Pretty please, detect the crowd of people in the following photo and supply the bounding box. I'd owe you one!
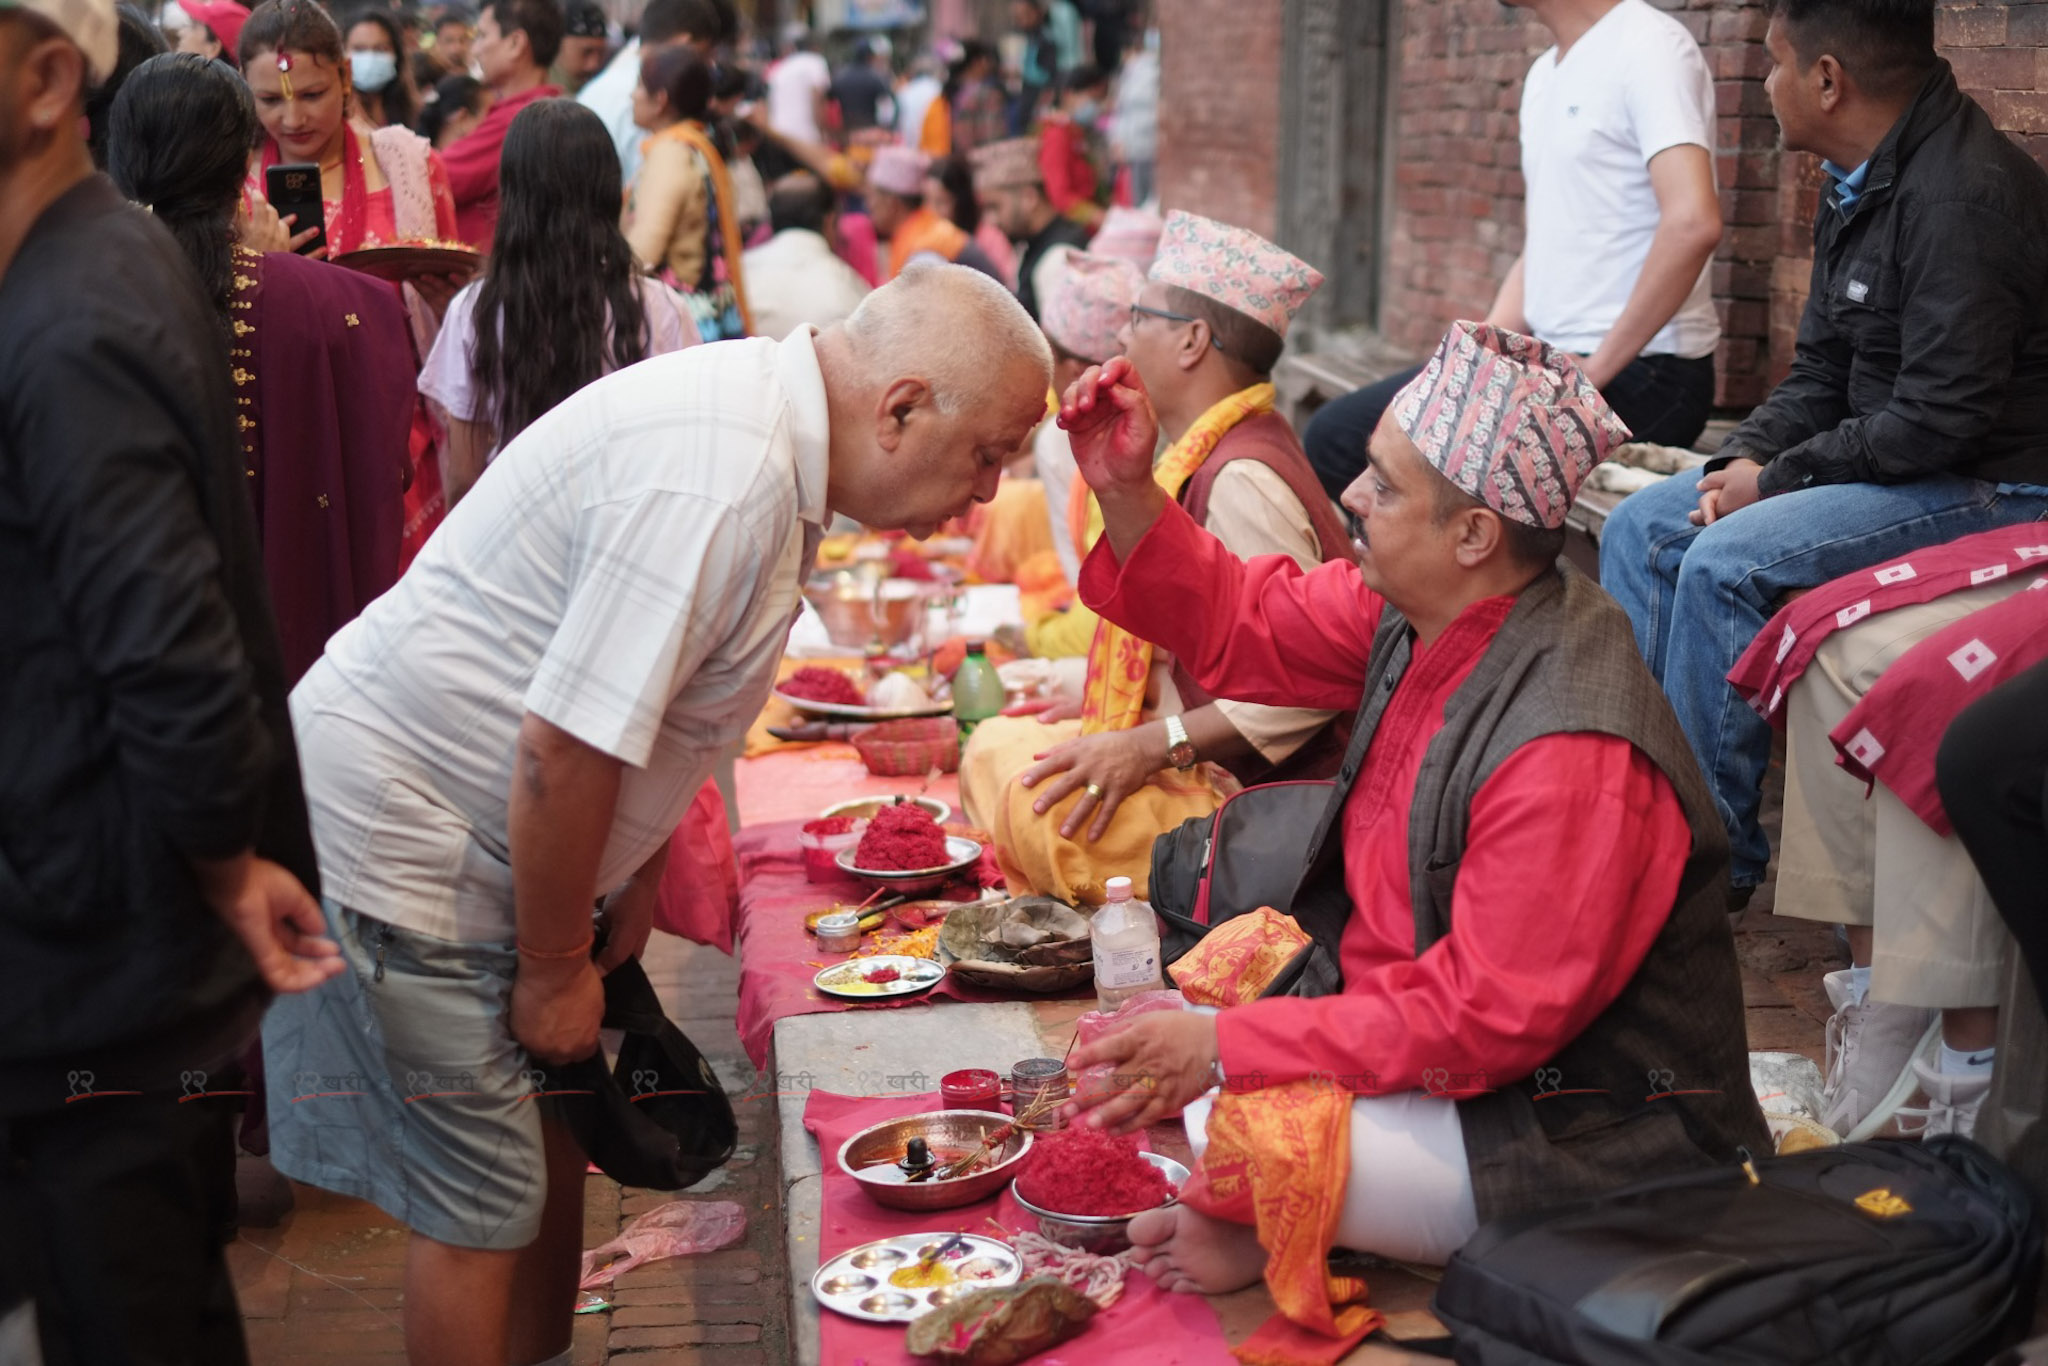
[4,0,2048,1360]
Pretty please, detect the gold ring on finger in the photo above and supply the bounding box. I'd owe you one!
[1084,783,1106,800]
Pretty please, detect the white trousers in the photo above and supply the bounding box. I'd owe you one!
[1183,1087,1480,1265]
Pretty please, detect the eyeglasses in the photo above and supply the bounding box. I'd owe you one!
[1127,303,1230,354]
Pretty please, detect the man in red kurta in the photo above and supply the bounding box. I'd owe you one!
[1061,323,1765,1317]
[443,0,563,248]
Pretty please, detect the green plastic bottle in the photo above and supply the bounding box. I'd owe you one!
[951,640,1004,737]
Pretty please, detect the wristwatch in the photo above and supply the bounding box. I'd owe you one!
[1165,714,1198,771]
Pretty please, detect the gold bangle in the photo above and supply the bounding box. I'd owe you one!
[516,935,593,961]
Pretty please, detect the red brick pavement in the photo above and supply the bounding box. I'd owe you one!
[230,936,789,1365]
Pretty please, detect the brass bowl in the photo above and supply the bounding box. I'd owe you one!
[1009,1152,1189,1254]
[803,574,931,650]
[837,1109,1033,1213]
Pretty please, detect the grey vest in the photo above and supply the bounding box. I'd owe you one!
[1287,563,1770,1222]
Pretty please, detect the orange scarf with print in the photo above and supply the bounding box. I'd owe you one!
[651,120,754,335]
[1078,383,1275,735]
[1171,908,1382,1364]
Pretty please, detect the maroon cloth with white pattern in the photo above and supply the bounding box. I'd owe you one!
[1729,523,2048,832]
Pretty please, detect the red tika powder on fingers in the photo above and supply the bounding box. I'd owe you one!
[854,802,950,871]
[783,667,866,706]
[1014,1126,1174,1216]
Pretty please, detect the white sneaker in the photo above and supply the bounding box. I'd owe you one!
[1894,1058,1994,1141]
[1821,971,1938,1142]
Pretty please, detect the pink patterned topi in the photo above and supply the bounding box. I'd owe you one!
[1088,206,1163,268]
[867,146,929,197]
[1041,252,1145,364]
[1148,210,1323,340]
[1389,321,1632,530]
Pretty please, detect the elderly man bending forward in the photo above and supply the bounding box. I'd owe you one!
[265,265,1052,1366]
[1057,325,1766,1338]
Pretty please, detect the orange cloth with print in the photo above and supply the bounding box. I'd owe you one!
[1079,383,1274,734]
[886,203,970,280]
[1170,908,1381,1363]
[647,121,755,335]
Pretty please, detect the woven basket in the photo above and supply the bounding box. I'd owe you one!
[854,717,961,777]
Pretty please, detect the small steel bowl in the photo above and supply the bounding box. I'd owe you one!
[837,1109,1033,1213]
[821,795,953,825]
[835,836,982,895]
[1009,1152,1189,1254]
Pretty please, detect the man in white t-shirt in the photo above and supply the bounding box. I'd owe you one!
[1302,0,1723,499]
[263,265,1051,1366]
[766,21,831,145]
[576,0,719,186]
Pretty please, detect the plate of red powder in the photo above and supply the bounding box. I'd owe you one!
[774,667,952,721]
[835,804,981,893]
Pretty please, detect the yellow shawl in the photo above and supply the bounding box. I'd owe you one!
[1077,383,1275,734]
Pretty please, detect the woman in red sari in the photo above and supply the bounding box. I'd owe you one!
[239,0,468,563]
[238,0,458,254]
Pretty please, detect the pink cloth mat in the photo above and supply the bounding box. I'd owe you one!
[802,1088,1235,1366]
[735,749,963,827]
[731,820,1085,1067]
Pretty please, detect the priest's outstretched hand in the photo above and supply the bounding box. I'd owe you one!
[1059,357,1168,559]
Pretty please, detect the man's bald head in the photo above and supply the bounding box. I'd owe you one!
[844,262,1052,412]
[820,263,1052,537]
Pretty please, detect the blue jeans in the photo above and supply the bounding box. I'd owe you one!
[1600,472,2048,886]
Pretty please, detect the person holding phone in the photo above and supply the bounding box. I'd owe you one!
[239,0,459,257]
[109,52,418,686]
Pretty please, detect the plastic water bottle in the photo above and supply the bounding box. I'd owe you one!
[1092,876,1164,1012]
[951,639,1004,736]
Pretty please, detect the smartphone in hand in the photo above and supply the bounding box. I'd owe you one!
[264,162,327,255]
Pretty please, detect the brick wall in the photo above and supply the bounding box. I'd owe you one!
[1379,0,1784,407]
[1768,2,2048,385]
[1154,0,2048,411]
[1153,0,1285,240]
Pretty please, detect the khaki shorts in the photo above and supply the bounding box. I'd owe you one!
[1776,584,2016,1008]
[263,902,546,1250]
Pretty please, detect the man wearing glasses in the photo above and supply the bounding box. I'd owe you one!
[991,212,1355,903]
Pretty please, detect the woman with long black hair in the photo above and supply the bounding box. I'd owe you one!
[108,50,417,685]
[419,98,697,505]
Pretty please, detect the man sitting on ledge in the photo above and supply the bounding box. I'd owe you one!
[1058,324,1767,1318]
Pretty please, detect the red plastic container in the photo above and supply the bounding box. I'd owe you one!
[940,1068,1002,1113]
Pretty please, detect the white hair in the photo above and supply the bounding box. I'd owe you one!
[843,263,1053,413]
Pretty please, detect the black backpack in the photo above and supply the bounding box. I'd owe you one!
[1431,1137,2041,1365]
[1146,778,1344,998]
[534,955,738,1191]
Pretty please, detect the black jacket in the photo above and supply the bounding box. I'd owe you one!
[1724,63,2048,493]
[0,178,318,1112]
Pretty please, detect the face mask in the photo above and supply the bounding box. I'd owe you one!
[351,48,398,92]
[1072,98,1099,124]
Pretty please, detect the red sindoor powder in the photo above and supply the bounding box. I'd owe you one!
[1014,1126,1174,1217]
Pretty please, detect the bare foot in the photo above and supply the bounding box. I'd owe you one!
[1124,1203,1266,1295]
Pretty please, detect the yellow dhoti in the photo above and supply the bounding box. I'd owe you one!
[958,714,1224,906]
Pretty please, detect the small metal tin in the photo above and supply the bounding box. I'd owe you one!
[1009,1057,1070,1130]
[815,911,862,953]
